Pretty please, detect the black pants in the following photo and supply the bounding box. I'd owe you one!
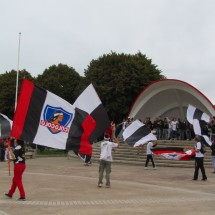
[145,154,155,168]
[0,149,5,161]
[193,157,207,180]
[85,155,92,164]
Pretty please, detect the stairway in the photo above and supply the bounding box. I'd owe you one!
[92,140,213,168]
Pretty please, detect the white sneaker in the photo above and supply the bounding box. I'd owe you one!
[98,183,102,188]
[144,167,149,170]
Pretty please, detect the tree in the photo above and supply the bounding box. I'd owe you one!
[0,70,34,119]
[35,64,83,104]
[84,52,165,122]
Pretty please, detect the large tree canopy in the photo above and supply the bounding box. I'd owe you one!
[36,64,84,104]
[0,70,34,119]
[0,52,165,123]
[85,52,164,122]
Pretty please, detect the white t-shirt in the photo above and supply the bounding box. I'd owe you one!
[195,142,204,158]
[171,121,178,131]
[100,141,118,161]
[146,142,154,155]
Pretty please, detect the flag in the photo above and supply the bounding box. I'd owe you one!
[0,113,13,139]
[66,108,95,155]
[122,120,157,147]
[11,79,75,149]
[73,84,110,144]
[66,84,110,155]
[193,119,212,147]
[187,104,210,124]
[11,80,109,156]
[152,147,195,160]
[187,105,212,147]
[186,104,212,147]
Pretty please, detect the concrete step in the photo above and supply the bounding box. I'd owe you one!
[92,140,213,168]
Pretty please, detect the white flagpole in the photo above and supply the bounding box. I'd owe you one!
[15,32,21,111]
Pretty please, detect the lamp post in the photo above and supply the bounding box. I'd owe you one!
[15,32,21,111]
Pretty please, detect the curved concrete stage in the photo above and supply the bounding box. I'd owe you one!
[128,79,215,121]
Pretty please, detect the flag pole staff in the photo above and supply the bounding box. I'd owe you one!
[7,139,11,176]
[15,32,21,111]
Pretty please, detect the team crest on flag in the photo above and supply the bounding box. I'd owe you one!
[40,105,73,134]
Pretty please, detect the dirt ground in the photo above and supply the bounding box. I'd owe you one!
[0,156,215,215]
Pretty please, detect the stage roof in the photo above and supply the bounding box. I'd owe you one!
[128,79,215,121]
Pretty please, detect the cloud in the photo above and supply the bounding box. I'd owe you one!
[0,0,214,104]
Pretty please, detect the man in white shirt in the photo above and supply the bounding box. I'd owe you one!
[98,134,119,188]
[193,135,207,181]
[145,141,157,169]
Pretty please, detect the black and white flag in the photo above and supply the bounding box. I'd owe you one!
[187,104,212,147]
[122,120,157,147]
[193,119,212,147]
[187,104,210,124]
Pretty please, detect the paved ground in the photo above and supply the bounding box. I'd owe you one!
[0,156,215,215]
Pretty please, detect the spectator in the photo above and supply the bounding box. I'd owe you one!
[144,117,153,130]
[163,117,169,140]
[153,117,164,140]
[209,116,215,142]
[210,141,215,173]
[105,121,117,141]
[115,118,126,139]
[4,138,10,161]
[170,118,178,140]
[0,140,5,161]
[185,119,192,140]
[178,118,186,140]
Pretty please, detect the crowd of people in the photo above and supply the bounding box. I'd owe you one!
[116,115,215,142]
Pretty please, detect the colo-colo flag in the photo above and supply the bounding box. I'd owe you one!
[11,79,105,154]
[11,79,75,149]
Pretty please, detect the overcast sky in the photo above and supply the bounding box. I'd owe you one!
[1,0,214,104]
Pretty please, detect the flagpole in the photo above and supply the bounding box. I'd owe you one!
[15,32,21,111]
[7,139,11,176]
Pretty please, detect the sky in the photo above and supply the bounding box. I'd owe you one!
[1,0,215,104]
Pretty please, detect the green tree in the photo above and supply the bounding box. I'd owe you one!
[35,64,83,104]
[84,52,165,122]
[0,70,34,119]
